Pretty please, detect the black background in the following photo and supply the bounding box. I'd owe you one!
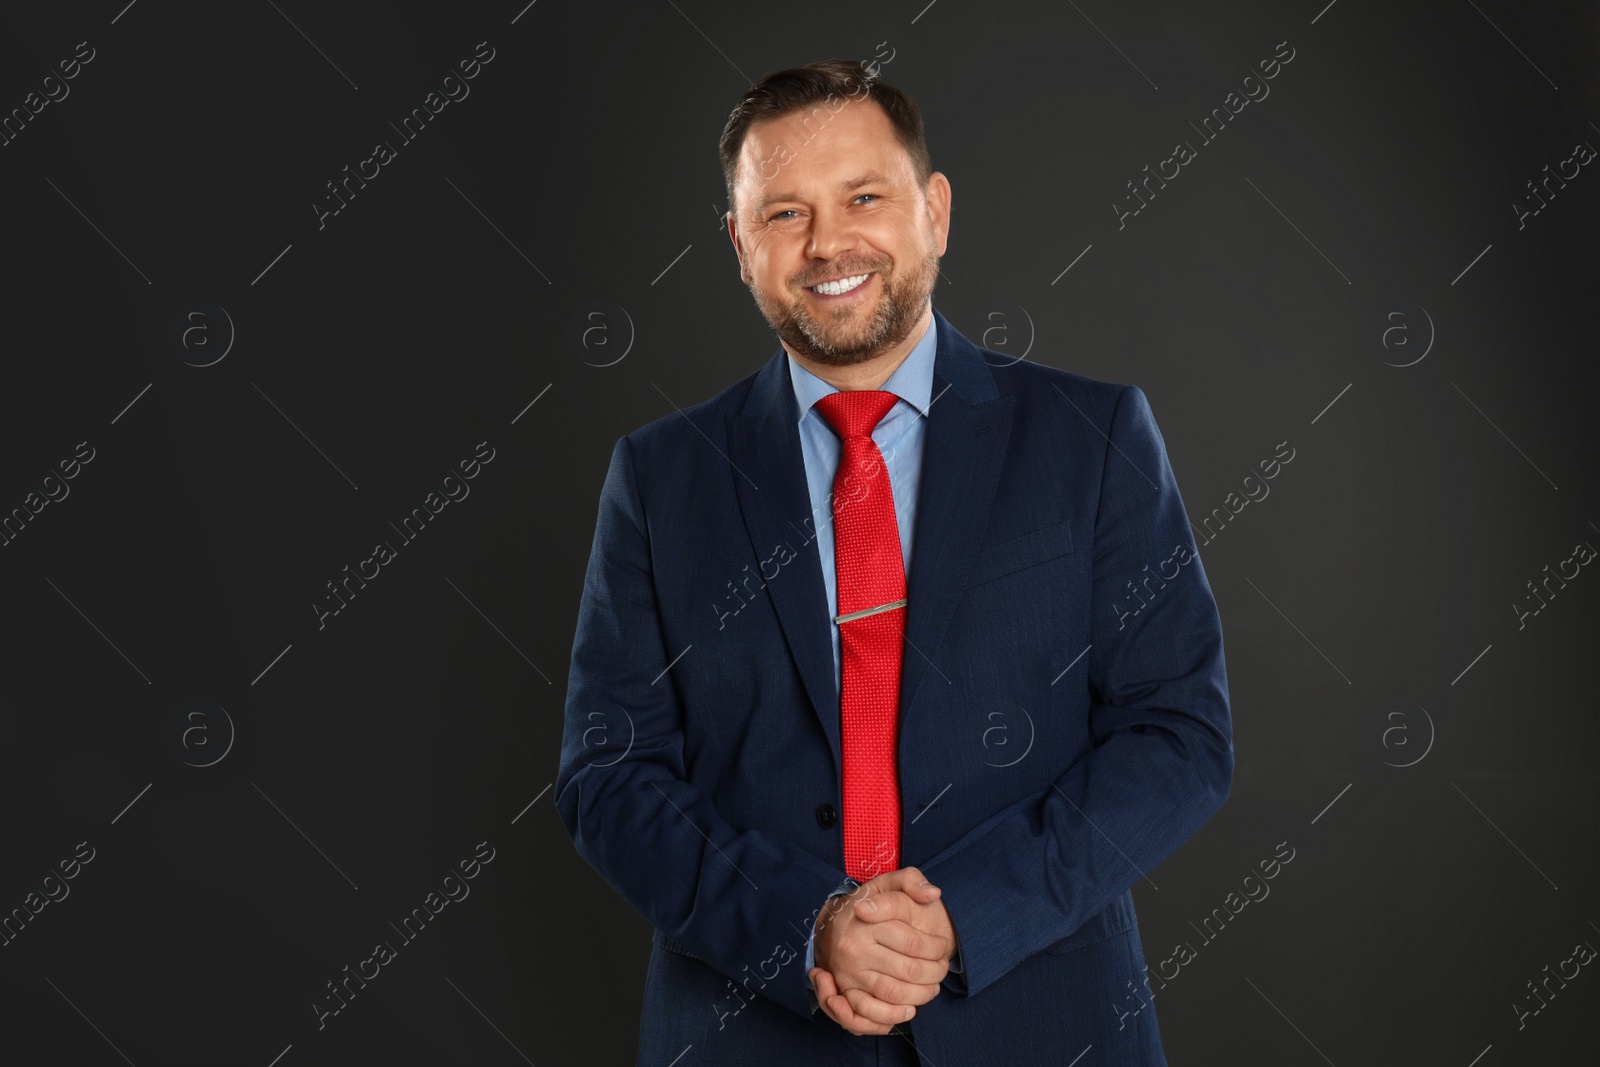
[2,1,1596,1063]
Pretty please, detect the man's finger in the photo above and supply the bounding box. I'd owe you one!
[864,940,947,991]
[853,965,943,1006]
[852,894,954,953]
[829,993,894,1037]
[841,952,942,1005]
[811,966,837,1009]
[858,870,942,917]
[842,984,916,1028]
[810,966,830,997]
[859,923,954,975]
[863,866,933,895]
[828,959,922,1026]
[812,968,893,1036]
[853,888,920,922]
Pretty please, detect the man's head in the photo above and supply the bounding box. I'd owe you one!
[720,59,951,368]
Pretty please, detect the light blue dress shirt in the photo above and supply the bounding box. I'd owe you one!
[787,314,936,696]
[786,312,965,1010]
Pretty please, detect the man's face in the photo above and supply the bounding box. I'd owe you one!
[728,96,951,366]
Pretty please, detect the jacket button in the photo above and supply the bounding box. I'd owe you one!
[815,803,838,829]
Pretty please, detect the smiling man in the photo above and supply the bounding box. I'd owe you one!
[557,58,1233,1065]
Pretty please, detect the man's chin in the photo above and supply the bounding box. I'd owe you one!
[781,309,901,364]
[784,329,891,367]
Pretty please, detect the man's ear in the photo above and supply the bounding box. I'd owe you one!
[924,171,952,257]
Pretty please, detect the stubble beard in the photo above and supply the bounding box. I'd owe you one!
[747,243,940,368]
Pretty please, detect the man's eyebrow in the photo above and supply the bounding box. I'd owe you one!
[755,171,895,214]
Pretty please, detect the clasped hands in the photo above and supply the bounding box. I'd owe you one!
[809,866,957,1036]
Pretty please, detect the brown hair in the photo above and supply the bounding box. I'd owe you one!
[718,58,932,219]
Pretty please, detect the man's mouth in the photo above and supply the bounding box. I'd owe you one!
[807,272,874,297]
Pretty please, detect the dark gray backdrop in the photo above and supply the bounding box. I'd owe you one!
[2,0,1595,1063]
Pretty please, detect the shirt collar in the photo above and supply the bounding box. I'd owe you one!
[786,311,938,423]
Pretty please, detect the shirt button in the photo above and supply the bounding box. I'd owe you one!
[815,803,838,829]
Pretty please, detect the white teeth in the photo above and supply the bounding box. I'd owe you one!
[810,273,870,296]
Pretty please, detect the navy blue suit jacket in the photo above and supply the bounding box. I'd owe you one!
[557,306,1233,1065]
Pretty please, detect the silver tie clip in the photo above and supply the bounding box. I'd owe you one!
[834,598,908,625]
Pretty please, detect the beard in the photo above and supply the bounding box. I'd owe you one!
[746,243,940,367]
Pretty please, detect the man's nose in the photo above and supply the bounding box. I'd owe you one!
[806,205,860,263]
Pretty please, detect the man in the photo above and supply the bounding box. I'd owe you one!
[557,58,1233,1065]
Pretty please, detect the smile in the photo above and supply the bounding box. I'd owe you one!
[808,272,873,297]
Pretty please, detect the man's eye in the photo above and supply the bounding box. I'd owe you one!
[768,196,877,222]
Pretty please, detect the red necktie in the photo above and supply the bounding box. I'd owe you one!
[814,390,905,883]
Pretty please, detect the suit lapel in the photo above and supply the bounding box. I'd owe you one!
[727,352,844,763]
[725,308,1015,766]
[899,308,1015,728]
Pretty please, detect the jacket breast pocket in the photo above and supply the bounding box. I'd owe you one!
[965,519,1075,588]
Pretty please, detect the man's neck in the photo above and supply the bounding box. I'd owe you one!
[784,305,932,393]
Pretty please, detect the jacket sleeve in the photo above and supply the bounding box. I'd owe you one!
[555,435,849,1019]
[918,384,1234,998]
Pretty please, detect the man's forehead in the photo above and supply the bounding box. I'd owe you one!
[736,99,911,201]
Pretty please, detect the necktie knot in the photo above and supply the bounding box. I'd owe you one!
[814,390,898,441]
